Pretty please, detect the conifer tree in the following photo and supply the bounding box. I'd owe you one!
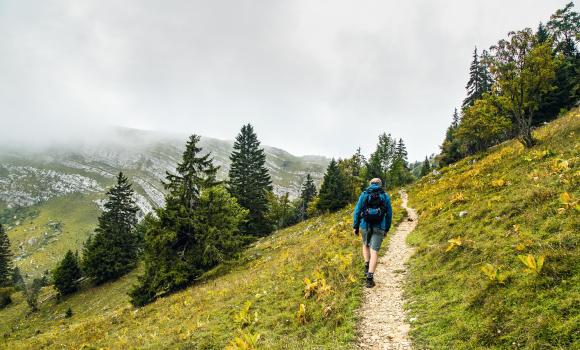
[228,124,273,235]
[53,250,82,296]
[439,108,464,166]
[0,224,12,287]
[419,157,431,177]
[452,108,461,128]
[300,174,317,208]
[387,139,413,187]
[536,22,550,44]
[463,48,493,108]
[83,172,139,284]
[367,133,396,183]
[130,136,246,306]
[317,159,351,211]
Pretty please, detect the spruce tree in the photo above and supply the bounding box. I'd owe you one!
[130,135,246,306]
[83,172,139,284]
[300,174,317,208]
[536,22,550,44]
[317,159,350,211]
[53,250,82,296]
[228,124,273,236]
[299,174,317,220]
[452,108,460,128]
[440,109,464,166]
[0,224,12,287]
[387,139,413,188]
[419,157,431,177]
[463,47,482,108]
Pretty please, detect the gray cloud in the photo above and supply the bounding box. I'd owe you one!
[0,0,567,160]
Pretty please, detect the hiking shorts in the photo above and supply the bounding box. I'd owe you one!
[361,227,386,251]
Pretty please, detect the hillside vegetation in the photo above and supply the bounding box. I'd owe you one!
[1,196,403,349]
[406,108,579,349]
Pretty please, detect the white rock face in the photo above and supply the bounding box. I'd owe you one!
[0,165,103,206]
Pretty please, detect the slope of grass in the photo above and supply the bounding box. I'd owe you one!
[406,108,579,349]
[1,194,404,349]
[6,193,101,279]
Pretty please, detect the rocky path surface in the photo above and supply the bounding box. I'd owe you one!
[356,191,418,350]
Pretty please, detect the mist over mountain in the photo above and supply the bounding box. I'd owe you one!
[0,126,329,215]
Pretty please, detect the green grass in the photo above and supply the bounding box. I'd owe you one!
[405,108,580,349]
[1,192,404,349]
[6,193,101,279]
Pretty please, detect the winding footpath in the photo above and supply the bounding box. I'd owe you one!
[356,191,418,350]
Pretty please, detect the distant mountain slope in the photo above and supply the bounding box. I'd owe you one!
[406,108,579,349]
[0,127,329,212]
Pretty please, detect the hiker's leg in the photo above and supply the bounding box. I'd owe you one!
[369,248,379,273]
[362,243,370,263]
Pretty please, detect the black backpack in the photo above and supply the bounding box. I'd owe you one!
[362,188,386,225]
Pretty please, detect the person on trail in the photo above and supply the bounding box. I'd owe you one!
[352,178,393,288]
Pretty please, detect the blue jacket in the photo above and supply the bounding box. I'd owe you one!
[353,184,393,232]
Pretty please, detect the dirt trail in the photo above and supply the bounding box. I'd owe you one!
[356,191,418,350]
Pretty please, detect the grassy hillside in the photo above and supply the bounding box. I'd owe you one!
[1,195,404,349]
[5,193,101,279]
[406,109,579,349]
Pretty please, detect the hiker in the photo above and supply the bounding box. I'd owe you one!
[353,178,393,288]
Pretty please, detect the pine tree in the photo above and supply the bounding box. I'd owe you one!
[479,50,494,94]
[228,124,273,236]
[387,139,413,187]
[419,157,431,177]
[300,174,317,208]
[165,135,220,211]
[536,22,550,44]
[463,48,493,109]
[317,159,351,211]
[130,136,246,306]
[298,174,318,220]
[439,108,464,166]
[83,172,140,284]
[0,224,12,287]
[463,47,482,108]
[53,250,82,296]
[367,133,397,183]
[452,108,460,128]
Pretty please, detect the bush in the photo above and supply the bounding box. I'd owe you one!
[0,287,13,308]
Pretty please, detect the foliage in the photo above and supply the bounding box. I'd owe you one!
[488,29,558,147]
[517,254,545,275]
[456,93,513,154]
[228,124,273,236]
[419,157,431,177]
[24,277,44,312]
[299,173,318,220]
[52,250,82,296]
[462,47,493,108]
[0,287,13,308]
[83,172,140,285]
[131,135,246,306]
[317,159,351,212]
[0,223,13,287]
[480,264,508,285]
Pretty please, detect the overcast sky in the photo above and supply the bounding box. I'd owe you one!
[0,0,570,161]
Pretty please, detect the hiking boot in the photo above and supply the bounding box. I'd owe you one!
[364,262,369,276]
[365,272,375,288]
